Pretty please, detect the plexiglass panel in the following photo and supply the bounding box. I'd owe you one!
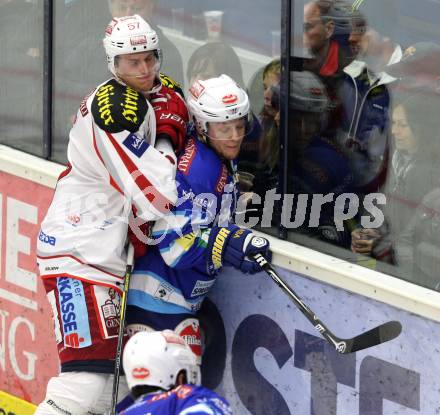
[287,0,440,291]
[0,0,44,156]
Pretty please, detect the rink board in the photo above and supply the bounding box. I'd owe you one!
[0,169,58,404]
[202,267,438,414]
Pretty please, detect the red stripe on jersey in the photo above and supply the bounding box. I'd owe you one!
[104,131,173,213]
[58,163,72,182]
[110,176,124,195]
[92,124,106,166]
[92,123,124,195]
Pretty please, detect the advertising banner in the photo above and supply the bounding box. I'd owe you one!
[201,266,440,414]
[0,171,58,404]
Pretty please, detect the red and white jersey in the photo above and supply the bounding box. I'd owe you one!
[37,78,177,290]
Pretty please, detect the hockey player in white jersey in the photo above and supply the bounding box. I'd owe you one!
[35,14,188,415]
[116,330,232,415]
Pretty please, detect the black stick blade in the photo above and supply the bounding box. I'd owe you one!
[345,320,402,353]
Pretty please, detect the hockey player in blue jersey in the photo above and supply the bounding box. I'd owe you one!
[125,75,271,360]
[117,330,232,414]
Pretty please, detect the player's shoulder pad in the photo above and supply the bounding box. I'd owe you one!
[91,79,148,133]
[178,137,222,176]
[177,138,224,192]
[160,73,185,99]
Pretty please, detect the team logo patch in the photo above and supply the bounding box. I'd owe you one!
[93,286,121,339]
[132,367,150,379]
[175,318,202,360]
[251,237,268,248]
[56,278,92,348]
[123,133,149,158]
[130,35,147,46]
[154,282,174,301]
[222,94,238,104]
[66,214,81,227]
[176,385,193,399]
[189,81,205,99]
[105,19,118,35]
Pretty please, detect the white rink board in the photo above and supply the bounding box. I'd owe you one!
[202,266,437,414]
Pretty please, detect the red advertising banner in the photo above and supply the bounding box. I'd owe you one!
[0,171,58,404]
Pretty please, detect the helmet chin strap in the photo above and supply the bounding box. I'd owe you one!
[114,71,162,95]
[144,78,162,95]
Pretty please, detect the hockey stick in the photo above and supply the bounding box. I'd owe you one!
[252,253,402,354]
[110,243,135,415]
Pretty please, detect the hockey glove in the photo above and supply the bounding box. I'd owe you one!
[150,86,189,153]
[207,225,271,274]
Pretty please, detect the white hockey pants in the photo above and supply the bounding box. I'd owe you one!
[34,371,129,415]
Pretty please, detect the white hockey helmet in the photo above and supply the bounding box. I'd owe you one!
[103,14,161,77]
[187,74,250,141]
[123,330,201,391]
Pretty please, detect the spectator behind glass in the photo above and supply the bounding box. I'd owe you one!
[349,0,402,74]
[330,0,357,65]
[287,71,353,247]
[302,1,353,76]
[395,184,440,291]
[233,59,281,228]
[303,0,335,73]
[302,0,352,139]
[258,59,281,176]
[109,0,184,84]
[186,41,245,88]
[351,94,439,263]
[335,5,397,196]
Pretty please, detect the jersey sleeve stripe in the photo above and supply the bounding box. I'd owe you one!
[104,131,173,214]
[92,122,124,195]
[92,123,106,166]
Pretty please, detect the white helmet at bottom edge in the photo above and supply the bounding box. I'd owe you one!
[123,330,201,391]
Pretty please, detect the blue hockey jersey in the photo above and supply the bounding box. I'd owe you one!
[126,136,238,340]
[117,385,232,415]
